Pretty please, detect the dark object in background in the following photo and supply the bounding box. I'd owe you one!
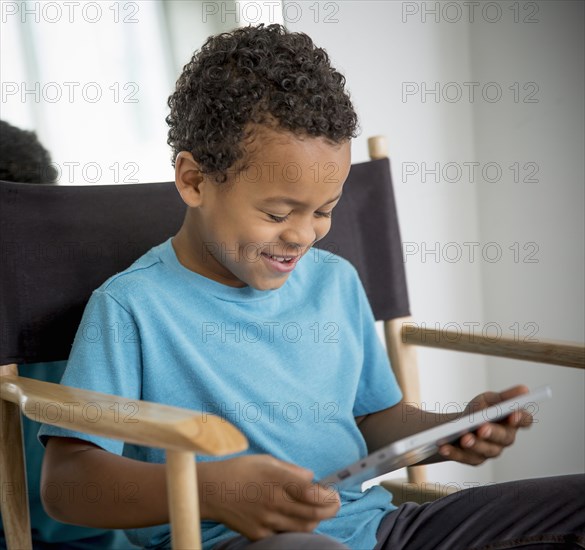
[0,120,58,184]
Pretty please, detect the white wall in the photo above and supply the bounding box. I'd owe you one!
[162,1,242,75]
[285,0,584,485]
[470,1,585,480]
[1,1,177,183]
[0,1,237,185]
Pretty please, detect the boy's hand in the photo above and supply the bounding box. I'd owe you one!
[203,454,340,541]
[438,385,534,466]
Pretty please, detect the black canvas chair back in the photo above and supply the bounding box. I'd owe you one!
[1,181,185,365]
[315,158,409,320]
[0,157,409,366]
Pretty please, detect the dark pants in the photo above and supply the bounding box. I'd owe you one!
[214,474,585,549]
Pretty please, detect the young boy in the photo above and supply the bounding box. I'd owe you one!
[39,24,584,550]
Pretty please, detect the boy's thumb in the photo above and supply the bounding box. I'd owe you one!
[281,461,314,481]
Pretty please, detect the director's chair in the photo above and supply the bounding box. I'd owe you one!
[1,137,584,550]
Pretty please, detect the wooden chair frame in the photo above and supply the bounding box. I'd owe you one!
[1,136,583,548]
[0,365,248,550]
[381,315,584,502]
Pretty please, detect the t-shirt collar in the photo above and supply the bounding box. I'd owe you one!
[158,237,288,303]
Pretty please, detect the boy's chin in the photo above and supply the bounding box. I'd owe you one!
[248,274,290,292]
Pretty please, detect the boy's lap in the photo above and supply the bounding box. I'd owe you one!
[213,532,349,550]
[210,475,585,550]
[374,474,585,550]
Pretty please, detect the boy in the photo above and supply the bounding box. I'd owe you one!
[39,24,584,550]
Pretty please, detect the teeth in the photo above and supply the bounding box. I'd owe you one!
[266,254,292,262]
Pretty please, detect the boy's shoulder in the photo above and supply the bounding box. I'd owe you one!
[95,240,169,299]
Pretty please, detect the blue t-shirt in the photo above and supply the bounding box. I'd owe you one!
[39,238,402,549]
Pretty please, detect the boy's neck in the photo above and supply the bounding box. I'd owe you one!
[171,225,248,288]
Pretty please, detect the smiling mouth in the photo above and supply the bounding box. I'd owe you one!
[262,253,298,262]
[259,251,303,274]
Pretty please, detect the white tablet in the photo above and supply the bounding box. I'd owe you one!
[319,386,552,490]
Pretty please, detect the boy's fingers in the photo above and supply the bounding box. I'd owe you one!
[282,481,339,507]
[475,422,517,445]
[439,444,486,465]
[508,409,533,427]
[470,385,530,410]
[445,421,524,461]
[440,386,534,466]
[462,438,507,458]
[260,508,327,535]
[277,460,315,482]
[268,460,340,508]
[274,497,340,522]
[498,385,530,402]
[302,483,341,506]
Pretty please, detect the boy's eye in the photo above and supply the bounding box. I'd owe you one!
[268,213,289,223]
[266,212,332,223]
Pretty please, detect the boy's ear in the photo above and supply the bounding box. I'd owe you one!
[174,151,206,207]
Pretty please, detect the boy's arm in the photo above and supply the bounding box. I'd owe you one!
[42,437,340,539]
[43,436,201,527]
[355,385,533,467]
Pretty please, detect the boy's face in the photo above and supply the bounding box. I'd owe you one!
[174,127,351,290]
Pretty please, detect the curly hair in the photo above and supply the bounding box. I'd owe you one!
[166,24,359,183]
[0,120,58,183]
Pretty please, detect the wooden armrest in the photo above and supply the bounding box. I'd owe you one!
[0,374,248,455]
[401,324,585,369]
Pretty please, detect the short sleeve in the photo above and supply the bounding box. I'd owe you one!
[38,290,142,455]
[352,272,403,417]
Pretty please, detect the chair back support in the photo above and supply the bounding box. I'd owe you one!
[0,181,185,364]
[316,158,410,320]
[0,158,408,365]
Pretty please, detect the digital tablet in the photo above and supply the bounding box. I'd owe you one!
[319,386,552,490]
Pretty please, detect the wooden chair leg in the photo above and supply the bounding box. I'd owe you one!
[0,364,32,550]
[166,450,201,550]
[384,318,427,484]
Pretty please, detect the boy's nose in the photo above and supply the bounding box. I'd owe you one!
[279,222,317,251]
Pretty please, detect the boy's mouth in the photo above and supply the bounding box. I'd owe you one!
[262,253,296,263]
[260,252,300,273]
